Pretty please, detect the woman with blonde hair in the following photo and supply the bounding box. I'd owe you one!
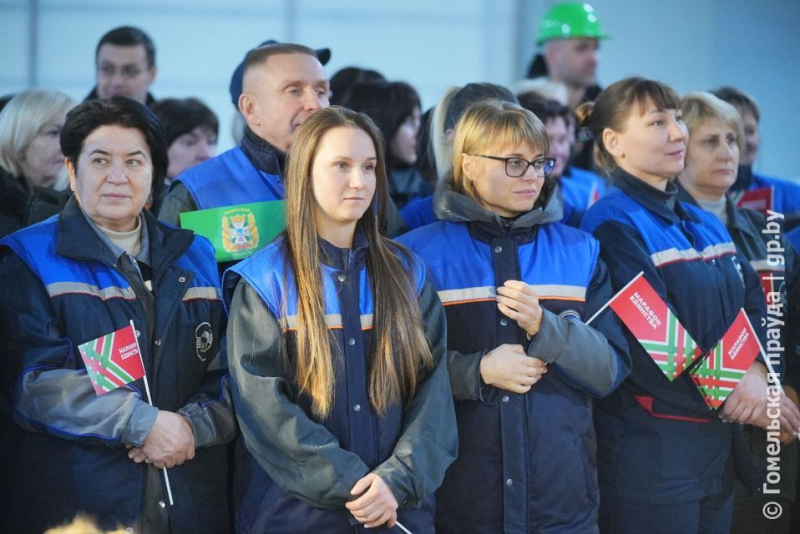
[676,91,800,534]
[579,77,770,533]
[224,106,457,533]
[399,99,629,533]
[400,83,518,231]
[0,88,74,237]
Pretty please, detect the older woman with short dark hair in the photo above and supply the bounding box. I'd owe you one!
[0,96,234,534]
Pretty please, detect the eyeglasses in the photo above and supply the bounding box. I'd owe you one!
[471,155,556,178]
[97,63,147,79]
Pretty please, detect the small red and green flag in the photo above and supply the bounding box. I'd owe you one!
[729,186,773,216]
[690,309,762,409]
[179,200,286,263]
[77,324,145,395]
[608,273,703,380]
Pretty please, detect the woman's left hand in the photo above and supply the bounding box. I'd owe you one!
[721,362,767,425]
[346,473,398,529]
[496,280,544,337]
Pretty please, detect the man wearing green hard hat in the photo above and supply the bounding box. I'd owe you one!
[527,2,608,111]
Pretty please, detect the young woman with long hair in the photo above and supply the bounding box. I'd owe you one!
[223,106,457,533]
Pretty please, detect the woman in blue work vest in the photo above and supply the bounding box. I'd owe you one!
[579,77,770,533]
[223,106,457,533]
[398,99,630,534]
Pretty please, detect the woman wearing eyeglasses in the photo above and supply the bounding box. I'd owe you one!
[399,99,630,533]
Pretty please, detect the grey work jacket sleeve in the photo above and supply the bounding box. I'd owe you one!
[446,348,486,401]
[526,257,632,397]
[226,279,371,510]
[0,252,159,447]
[177,342,237,448]
[157,182,198,227]
[371,277,458,508]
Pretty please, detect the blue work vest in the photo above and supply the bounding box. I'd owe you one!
[224,237,435,533]
[174,146,284,209]
[400,220,602,534]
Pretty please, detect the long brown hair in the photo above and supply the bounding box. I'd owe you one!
[575,77,680,174]
[284,106,434,418]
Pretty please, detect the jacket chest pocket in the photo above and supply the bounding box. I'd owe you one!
[166,300,223,401]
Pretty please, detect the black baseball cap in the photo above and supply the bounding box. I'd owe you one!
[229,39,331,106]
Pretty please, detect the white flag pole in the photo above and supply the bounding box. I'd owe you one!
[395,521,413,534]
[130,320,175,505]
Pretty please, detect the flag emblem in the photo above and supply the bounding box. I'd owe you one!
[77,324,145,395]
[608,273,702,380]
[690,309,761,409]
[180,200,285,263]
[221,208,260,255]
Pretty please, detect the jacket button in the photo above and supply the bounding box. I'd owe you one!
[337,273,347,282]
[494,246,503,253]
[500,318,508,326]
[158,500,166,509]
[505,478,513,487]
[502,395,509,403]
[135,330,141,338]
[353,404,361,412]
[178,276,186,283]
[154,339,162,347]
[125,529,134,534]
[347,338,356,346]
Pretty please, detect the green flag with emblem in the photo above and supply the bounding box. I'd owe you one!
[180,200,286,263]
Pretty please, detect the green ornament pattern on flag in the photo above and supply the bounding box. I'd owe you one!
[637,310,701,380]
[689,309,761,409]
[690,343,746,409]
[607,272,702,381]
[77,324,145,396]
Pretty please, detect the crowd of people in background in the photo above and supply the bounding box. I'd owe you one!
[1,2,799,533]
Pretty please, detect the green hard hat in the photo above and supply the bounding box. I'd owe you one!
[537,2,609,45]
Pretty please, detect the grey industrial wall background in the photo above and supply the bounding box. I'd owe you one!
[1,0,798,180]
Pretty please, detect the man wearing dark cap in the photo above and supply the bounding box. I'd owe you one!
[86,26,157,106]
[158,42,330,226]
[160,40,407,239]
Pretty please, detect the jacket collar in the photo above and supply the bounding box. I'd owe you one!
[612,167,698,224]
[240,127,285,176]
[676,182,760,240]
[57,197,194,275]
[432,174,564,241]
[433,174,564,229]
[318,226,369,272]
